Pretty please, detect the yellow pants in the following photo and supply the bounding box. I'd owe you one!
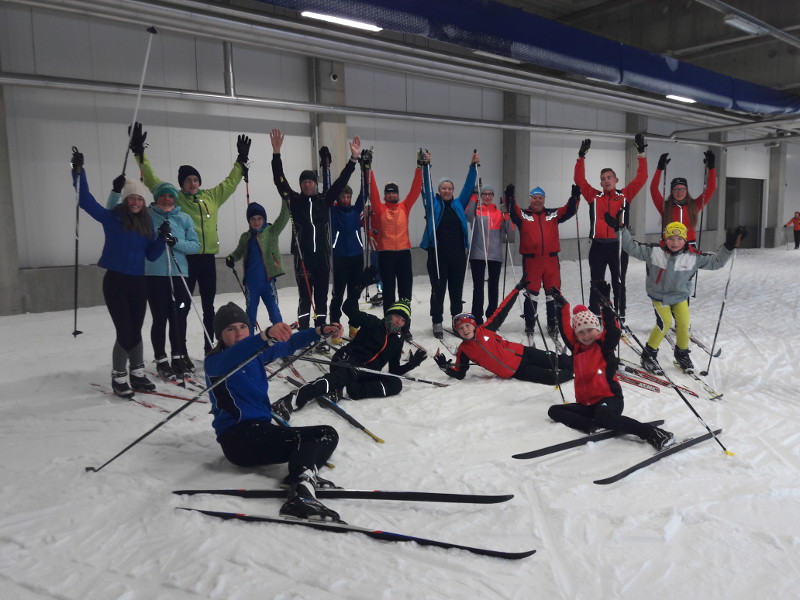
[647,299,690,350]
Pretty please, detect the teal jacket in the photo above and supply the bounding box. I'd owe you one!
[420,163,478,250]
[228,200,291,279]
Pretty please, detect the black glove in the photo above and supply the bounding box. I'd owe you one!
[504,184,515,203]
[704,150,716,170]
[128,122,147,158]
[225,256,235,268]
[165,234,177,247]
[112,174,126,193]
[604,211,621,230]
[406,348,427,369]
[594,280,611,302]
[417,149,430,167]
[71,149,84,173]
[433,352,451,371]
[157,221,176,245]
[236,134,251,165]
[657,153,670,171]
[547,286,566,309]
[634,133,647,154]
[725,226,747,250]
[571,184,581,199]
[578,138,591,158]
[515,278,529,291]
[319,146,332,168]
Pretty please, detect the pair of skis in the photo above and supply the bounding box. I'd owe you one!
[174,488,534,560]
[512,421,722,485]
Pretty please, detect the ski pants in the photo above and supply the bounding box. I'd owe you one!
[794,230,800,249]
[588,240,628,316]
[103,270,147,371]
[469,258,502,324]
[378,249,413,311]
[426,244,467,324]
[522,255,561,328]
[146,275,190,360]
[246,278,282,331]
[548,395,654,438]
[186,254,217,353]
[295,364,403,403]
[513,346,573,385]
[330,254,364,324]
[217,419,338,479]
[648,299,690,351]
[294,252,330,329]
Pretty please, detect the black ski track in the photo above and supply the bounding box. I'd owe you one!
[177,507,536,560]
[593,428,723,485]
[173,488,514,504]
[512,420,665,460]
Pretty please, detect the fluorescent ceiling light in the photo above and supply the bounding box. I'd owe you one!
[666,94,696,104]
[472,50,522,64]
[723,14,769,36]
[301,11,382,32]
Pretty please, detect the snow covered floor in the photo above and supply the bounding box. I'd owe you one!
[1,248,799,599]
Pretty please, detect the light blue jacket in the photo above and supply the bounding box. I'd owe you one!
[420,163,478,250]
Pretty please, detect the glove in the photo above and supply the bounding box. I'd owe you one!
[504,183,515,202]
[406,348,427,369]
[634,133,647,154]
[236,134,251,165]
[319,146,332,168]
[515,278,529,291]
[71,149,84,173]
[112,174,126,193]
[704,150,716,170]
[225,256,235,268]
[128,122,147,158]
[594,280,611,301]
[417,149,430,167]
[571,184,581,199]
[578,138,591,158]
[164,234,177,247]
[319,323,341,338]
[725,226,747,250]
[157,221,176,246]
[657,153,670,171]
[604,211,621,230]
[547,287,566,309]
[433,351,451,371]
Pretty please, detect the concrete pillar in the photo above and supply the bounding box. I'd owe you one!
[502,91,531,254]
[625,113,647,237]
[0,88,25,315]
[767,142,788,247]
[310,58,347,172]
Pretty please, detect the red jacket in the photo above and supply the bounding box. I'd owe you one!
[508,194,577,256]
[369,168,423,251]
[785,216,800,231]
[558,302,622,405]
[574,156,648,241]
[650,168,717,242]
[446,288,525,379]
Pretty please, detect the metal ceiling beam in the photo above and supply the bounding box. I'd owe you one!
[694,0,800,51]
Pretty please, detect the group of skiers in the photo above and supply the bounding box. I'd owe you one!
[73,124,749,522]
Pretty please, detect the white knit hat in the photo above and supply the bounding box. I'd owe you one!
[571,305,601,334]
[120,180,149,202]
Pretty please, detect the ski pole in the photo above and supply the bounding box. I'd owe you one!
[122,26,158,176]
[85,334,282,473]
[229,263,261,332]
[71,147,83,338]
[317,395,384,443]
[296,355,449,387]
[693,162,709,298]
[267,338,328,381]
[165,242,188,387]
[700,247,737,377]
[575,209,584,305]
[420,150,440,280]
[174,263,214,349]
[532,310,566,402]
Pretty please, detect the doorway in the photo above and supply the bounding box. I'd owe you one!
[725,178,763,249]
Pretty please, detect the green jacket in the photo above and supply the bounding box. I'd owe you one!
[137,155,243,255]
[228,200,291,279]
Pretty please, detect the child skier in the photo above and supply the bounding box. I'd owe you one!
[608,214,744,374]
[433,281,573,385]
[547,285,675,451]
[225,199,290,331]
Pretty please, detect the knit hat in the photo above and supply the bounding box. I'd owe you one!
[385,299,411,321]
[670,177,688,190]
[529,186,546,197]
[299,169,318,184]
[480,184,495,194]
[178,165,201,188]
[437,177,454,191]
[246,202,267,223]
[571,305,601,334]
[384,182,399,194]
[214,302,250,340]
[452,312,477,331]
[664,221,688,240]
[153,182,179,203]
[120,180,149,202]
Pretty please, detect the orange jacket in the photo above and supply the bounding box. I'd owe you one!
[369,168,423,251]
[785,216,800,231]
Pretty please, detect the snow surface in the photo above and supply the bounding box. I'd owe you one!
[1,247,799,600]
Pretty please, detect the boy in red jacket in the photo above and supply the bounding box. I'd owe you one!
[546,284,674,451]
[433,282,573,385]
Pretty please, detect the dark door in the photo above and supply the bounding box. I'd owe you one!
[725,177,762,249]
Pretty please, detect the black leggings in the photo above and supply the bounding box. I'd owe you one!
[378,249,413,311]
[294,252,330,329]
[547,396,653,438]
[513,346,573,385]
[186,254,217,352]
[218,420,338,479]
[103,270,147,353]
[296,364,403,402]
[588,241,628,315]
[469,259,502,323]
[146,276,190,359]
[427,245,467,324]
[330,255,363,324]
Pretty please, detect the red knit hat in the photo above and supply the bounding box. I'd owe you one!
[571,305,601,334]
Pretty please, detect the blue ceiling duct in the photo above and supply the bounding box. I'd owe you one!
[259,0,800,116]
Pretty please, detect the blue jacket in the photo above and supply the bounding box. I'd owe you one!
[420,164,478,250]
[204,328,320,438]
[74,171,164,275]
[107,192,200,277]
[331,193,365,257]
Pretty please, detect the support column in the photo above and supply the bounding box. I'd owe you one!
[767,142,788,248]
[310,58,347,172]
[502,92,531,258]
[0,88,24,315]
[625,113,647,237]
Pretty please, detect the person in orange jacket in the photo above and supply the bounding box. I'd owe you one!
[785,212,800,249]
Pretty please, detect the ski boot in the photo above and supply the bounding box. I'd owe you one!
[111,370,134,399]
[271,390,298,422]
[674,347,694,374]
[280,473,341,522]
[155,357,174,379]
[171,355,189,378]
[640,345,664,376]
[547,321,558,340]
[646,427,676,451]
[183,355,196,373]
[349,325,359,339]
[129,365,156,392]
[432,322,443,339]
